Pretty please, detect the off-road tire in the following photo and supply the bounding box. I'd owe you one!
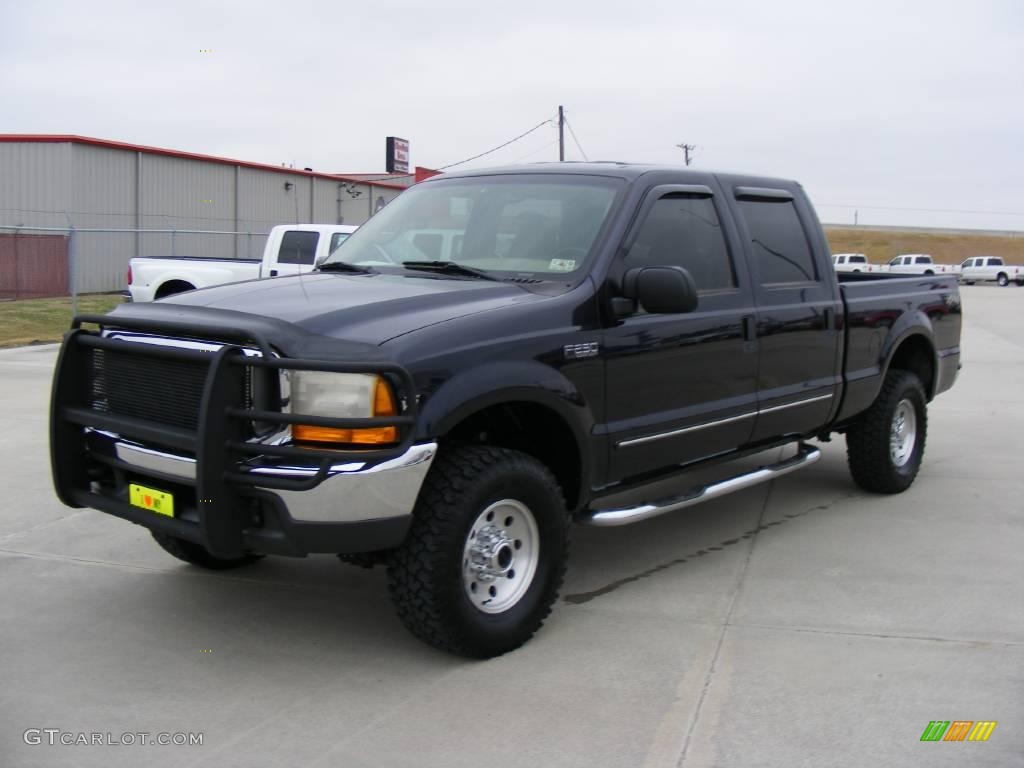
[151,531,263,570]
[846,370,928,494]
[387,445,570,658]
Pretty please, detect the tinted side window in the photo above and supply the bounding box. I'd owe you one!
[850,255,866,264]
[915,256,930,264]
[737,199,817,284]
[625,194,735,291]
[278,231,320,265]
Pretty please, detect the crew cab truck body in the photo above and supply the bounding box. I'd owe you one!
[959,256,1024,286]
[127,223,358,301]
[886,253,959,276]
[832,253,880,273]
[51,164,962,658]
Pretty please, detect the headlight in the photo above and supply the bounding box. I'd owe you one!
[288,371,398,446]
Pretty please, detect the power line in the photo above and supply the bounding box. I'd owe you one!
[564,116,589,161]
[439,118,555,170]
[353,117,556,183]
[507,139,561,164]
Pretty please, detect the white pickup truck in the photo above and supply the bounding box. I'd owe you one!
[885,254,960,276]
[127,224,358,301]
[831,253,883,273]
[959,256,1024,286]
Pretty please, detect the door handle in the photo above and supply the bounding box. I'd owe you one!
[742,315,757,341]
[269,269,278,277]
[823,307,835,330]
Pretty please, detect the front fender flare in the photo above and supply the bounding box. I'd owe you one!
[414,360,597,496]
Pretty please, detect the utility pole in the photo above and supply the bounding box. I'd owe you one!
[676,142,696,166]
[558,106,565,161]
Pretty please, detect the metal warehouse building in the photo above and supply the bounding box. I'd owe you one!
[0,135,408,296]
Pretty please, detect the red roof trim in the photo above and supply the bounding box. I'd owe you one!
[0,134,407,191]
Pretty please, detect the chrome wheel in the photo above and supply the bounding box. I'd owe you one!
[890,399,917,467]
[462,499,539,614]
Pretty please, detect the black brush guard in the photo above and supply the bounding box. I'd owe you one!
[51,315,418,558]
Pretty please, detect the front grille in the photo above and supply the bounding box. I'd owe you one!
[87,346,252,431]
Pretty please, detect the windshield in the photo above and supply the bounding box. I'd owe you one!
[321,175,621,279]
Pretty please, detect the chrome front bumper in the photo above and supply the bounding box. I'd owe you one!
[113,437,437,524]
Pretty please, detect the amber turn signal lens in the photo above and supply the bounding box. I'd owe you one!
[293,378,399,445]
[373,377,397,416]
[292,424,398,444]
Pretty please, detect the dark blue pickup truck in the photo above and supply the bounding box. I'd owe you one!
[50,163,961,657]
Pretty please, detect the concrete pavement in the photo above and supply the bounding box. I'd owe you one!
[1,286,1021,767]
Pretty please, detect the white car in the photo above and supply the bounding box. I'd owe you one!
[886,254,960,276]
[832,253,881,273]
[127,224,358,302]
[959,256,1024,287]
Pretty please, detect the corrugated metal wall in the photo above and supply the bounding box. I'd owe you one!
[0,141,402,294]
[0,142,71,228]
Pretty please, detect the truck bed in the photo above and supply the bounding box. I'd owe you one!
[836,273,961,422]
[132,256,260,263]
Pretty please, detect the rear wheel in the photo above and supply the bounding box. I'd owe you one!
[387,445,569,658]
[996,273,1009,287]
[155,280,196,299]
[846,370,928,494]
[151,531,263,570]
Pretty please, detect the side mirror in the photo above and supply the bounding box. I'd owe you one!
[621,266,698,314]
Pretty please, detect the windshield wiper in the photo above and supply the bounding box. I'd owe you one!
[317,261,377,275]
[400,260,498,281]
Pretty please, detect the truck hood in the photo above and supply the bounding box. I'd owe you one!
[159,271,540,344]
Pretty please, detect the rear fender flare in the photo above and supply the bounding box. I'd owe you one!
[878,317,939,398]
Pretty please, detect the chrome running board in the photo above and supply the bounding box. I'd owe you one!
[581,443,821,527]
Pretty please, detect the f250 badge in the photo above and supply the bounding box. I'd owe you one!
[564,342,600,360]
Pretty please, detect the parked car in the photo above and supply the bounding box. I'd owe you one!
[832,253,881,273]
[959,256,1024,286]
[886,254,959,276]
[51,163,962,658]
[126,224,358,301]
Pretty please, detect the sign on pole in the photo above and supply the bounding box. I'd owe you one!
[386,137,410,174]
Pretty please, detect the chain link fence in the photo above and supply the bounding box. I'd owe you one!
[0,224,271,312]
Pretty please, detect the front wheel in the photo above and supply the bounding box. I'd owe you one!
[846,370,928,493]
[387,445,569,658]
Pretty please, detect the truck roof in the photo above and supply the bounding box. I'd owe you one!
[434,162,798,189]
[269,223,358,234]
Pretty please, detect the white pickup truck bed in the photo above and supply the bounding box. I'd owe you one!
[127,224,358,301]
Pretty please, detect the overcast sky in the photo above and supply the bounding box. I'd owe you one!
[2,0,1022,230]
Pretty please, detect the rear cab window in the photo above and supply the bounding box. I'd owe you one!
[278,231,320,265]
[735,194,818,285]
